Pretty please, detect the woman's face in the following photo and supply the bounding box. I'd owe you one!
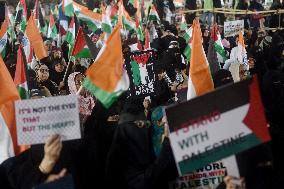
[37,65,49,82]
[75,73,85,91]
[55,63,64,73]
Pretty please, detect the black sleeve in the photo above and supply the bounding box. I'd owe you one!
[5,150,48,189]
[127,138,178,189]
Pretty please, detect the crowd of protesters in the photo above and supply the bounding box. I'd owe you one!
[0,0,284,189]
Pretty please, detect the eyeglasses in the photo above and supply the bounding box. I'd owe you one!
[39,69,49,73]
[133,120,151,128]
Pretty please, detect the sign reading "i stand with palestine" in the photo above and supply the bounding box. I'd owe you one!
[165,76,270,175]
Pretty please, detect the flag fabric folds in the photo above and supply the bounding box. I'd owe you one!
[14,46,29,99]
[0,56,28,163]
[187,19,214,100]
[26,14,47,60]
[71,27,91,58]
[83,24,130,108]
[0,20,8,58]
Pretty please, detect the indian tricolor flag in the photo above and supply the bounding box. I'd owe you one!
[211,24,227,60]
[183,26,192,62]
[237,31,248,65]
[77,8,102,32]
[122,16,136,32]
[187,20,214,100]
[47,14,58,39]
[83,24,130,108]
[148,5,160,23]
[14,46,29,99]
[0,19,8,58]
[71,27,91,58]
[62,0,74,17]
[72,0,88,14]
[26,14,47,60]
[0,56,29,163]
[102,5,113,34]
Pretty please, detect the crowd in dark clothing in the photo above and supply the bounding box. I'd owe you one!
[1,0,284,189]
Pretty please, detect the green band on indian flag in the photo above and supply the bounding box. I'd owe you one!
[122,16,136,31]
[83,77,124,108]
[77,9,101,32]
[102,23,112,34]
[183,45,191,61]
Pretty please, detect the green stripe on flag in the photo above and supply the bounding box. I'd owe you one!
[183,45,191,62]
[214,43,227,59]
[83,77,123,108]
[178,133,261,175]
[74,48,91,58]
[64,3,74,17]
[17,86,29,99]
[0,48,6,58]
[102,23,112,34]
[79,18,100,32]
[130,60,141,86]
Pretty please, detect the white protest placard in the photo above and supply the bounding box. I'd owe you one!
[224,20,244,37]
[15,95,81,145]
[165,77,270,175]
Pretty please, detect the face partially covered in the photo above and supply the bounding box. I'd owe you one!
[36,64,49,82]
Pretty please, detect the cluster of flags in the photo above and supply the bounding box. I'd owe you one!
[0,0,249,164]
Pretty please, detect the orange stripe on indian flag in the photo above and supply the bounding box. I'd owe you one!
[0,19,7,38]
[26,14,47,60]
[85,24,123,92]
[80,8,102,21]
[187,19,214,99]
[0,56,29,157]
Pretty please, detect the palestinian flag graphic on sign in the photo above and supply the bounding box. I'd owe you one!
[166,76,270,175]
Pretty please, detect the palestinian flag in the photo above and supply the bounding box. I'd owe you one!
[211,24,227,60]
[65,16,76,45]
[166,76,270,175]
[34,0,47,35]
[15,0,27,32]
[5,5,15,41]
[102,5,113,34]
[110,4,119,27]
[136,23,144,42]
[183,27,193,62]
[0,56,29,163]
[83,25,130,108]
[59,3,68,39]
[47,14,58,39]
[77,8,102,32]
[148,5,160,23]
[187,20,214,100]
[62,0,74,17]
[14,46,29,99]
[0,20,8,58]
[71,27,91,58]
